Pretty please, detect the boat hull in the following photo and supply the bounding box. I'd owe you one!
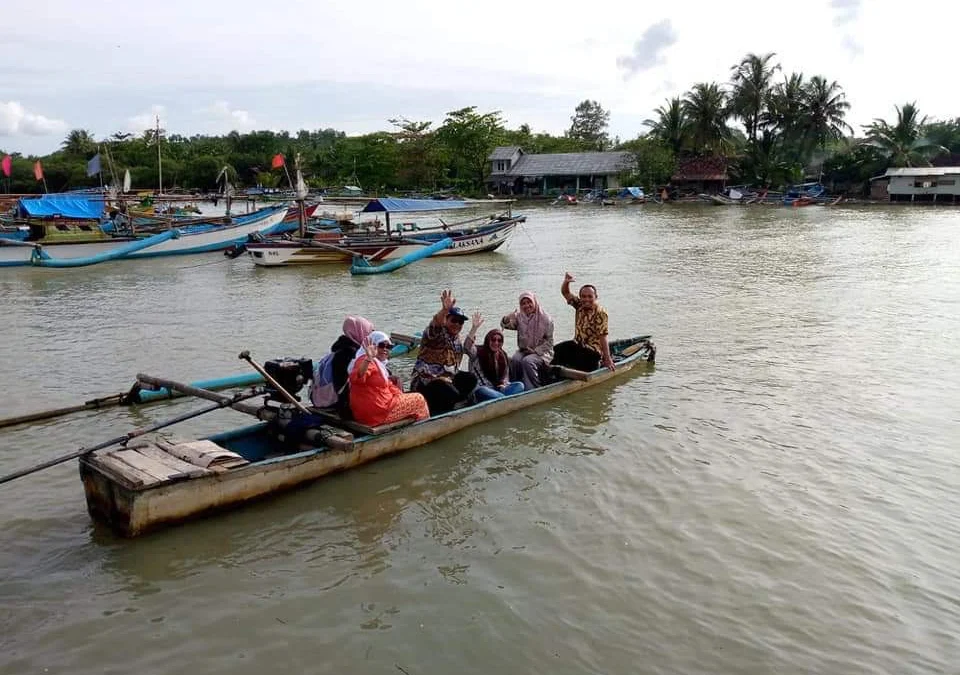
[0,206,291,267]
[80,336,654,536]
[246,219,518,267]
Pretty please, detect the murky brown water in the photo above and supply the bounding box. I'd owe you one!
[1,203,959,674]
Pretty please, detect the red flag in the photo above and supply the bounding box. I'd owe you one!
[1,155,10,178]
[271,153,285,169]
[33,160,44,182]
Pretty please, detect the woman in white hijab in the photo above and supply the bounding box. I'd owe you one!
[348,331,429,426]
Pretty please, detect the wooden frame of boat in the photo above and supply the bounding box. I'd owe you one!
[79,336,654,537]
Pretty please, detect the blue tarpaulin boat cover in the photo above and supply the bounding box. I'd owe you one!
[361,198,470,213]
[618,187,645,199]
[18,194,103,219]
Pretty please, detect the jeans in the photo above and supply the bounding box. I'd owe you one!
[474,381,525,401]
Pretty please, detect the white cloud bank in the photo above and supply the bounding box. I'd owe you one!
[0,101,67,136]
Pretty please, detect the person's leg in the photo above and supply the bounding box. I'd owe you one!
[502,381,525,396]
[419,379,459,415]
[520,353,545,388]
[571,344,601,371]
[474,385,505,402]
[452,371,478,401]
[383,392,430,423]
[553,340,579,368]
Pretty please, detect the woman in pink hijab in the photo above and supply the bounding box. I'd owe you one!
[500,291,554,389]
[329,315,374,414]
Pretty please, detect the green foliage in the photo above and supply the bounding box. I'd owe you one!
[435,106,506,191]
[617,136,676,190]
[567,99,611,151]
[862,103,948,167]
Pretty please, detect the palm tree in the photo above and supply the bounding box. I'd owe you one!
[61,129,97,156]
[803,76,852,154]
[729,52,780,145]
[862,102,947,167]
[643,97,686,155]
[681,83,731,154]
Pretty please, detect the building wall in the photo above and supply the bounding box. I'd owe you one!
[888,174,960,197]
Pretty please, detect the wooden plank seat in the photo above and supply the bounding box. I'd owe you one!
[307,407,418,436]
[93,441,214,488]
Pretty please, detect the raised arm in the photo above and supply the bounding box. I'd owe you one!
[432,289,456,326]
[464,311,484,351]
[561,272,576,303]
[500,311,519,331]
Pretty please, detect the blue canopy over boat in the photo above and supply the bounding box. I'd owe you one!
[360,198,470,213]
[18,194,103,219]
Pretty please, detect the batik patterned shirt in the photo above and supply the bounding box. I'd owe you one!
[567,297,609,355]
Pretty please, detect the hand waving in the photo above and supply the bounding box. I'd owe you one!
[362,337,378,361]
[440,289,456,310]
[564,272,575,284]
[472,310,484,330]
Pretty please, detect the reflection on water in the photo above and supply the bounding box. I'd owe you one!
[2,204,960,675]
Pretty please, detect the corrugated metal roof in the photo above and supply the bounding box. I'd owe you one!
[488,146,521,161]
[884,167,960,177]
[506,151,633,177]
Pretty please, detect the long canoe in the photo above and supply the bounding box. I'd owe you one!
[79,336,655,537]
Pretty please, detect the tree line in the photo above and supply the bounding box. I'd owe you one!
[3,52,959,196]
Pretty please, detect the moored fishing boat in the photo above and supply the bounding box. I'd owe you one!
[244,198,523,267]
[79,336,655,536]
[0,204,293,267]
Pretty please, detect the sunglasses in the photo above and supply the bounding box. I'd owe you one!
[449,317,466,324]
[489,337,503,342]
[377,342,393,349]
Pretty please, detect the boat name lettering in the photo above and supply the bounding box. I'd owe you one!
[454,237,482,248]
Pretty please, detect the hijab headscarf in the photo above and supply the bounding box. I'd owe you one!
[348,330,391,379]
[342,315,374,347]
[516,292,552,352]
[477,329,509,385]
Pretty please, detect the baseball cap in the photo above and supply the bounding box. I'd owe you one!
[447,307,469,322]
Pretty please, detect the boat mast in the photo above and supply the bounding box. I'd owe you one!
[156,115,163,196]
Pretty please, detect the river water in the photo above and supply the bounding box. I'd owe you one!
[1,203,959,674]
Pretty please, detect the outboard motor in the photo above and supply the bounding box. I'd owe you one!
[263,357,313,405]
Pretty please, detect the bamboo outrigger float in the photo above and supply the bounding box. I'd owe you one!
[78,336,655,537]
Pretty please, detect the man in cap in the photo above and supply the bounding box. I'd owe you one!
[410,289,480,414]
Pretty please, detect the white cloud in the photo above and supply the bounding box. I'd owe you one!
[0,101,67,136]
[616,20,677,79]
[831,0,861,25]
[207,101,255,130]
[127,104,166,132]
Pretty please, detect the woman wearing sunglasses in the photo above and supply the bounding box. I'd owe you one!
[348,331,430,427]
[466,327,525,402]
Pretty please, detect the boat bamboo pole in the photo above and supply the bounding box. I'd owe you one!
[0,390,264,487]
[136,374,265,417]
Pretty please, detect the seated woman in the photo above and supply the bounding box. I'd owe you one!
[311,315,374,416]
[466,327,525,401]
[501,291,554,389]
[553,272,616,372]
[348,331,429,427]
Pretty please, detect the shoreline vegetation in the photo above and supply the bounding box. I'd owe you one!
[2,52,958,198]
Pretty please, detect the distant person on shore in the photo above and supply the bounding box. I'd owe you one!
[348,331,429,426]
[410,290,479,415]
[552,272,615,372]
[466,325,525,401]
[501,291,554,389]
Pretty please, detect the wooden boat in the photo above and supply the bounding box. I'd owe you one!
[79,336,655,536]
[245,198,522,267]
[0,205,292,268]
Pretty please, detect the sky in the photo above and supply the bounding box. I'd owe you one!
[1,0,957,156]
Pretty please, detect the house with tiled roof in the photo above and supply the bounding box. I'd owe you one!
[487,146,635,195]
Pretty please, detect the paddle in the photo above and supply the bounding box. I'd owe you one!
[0,389,263,486]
